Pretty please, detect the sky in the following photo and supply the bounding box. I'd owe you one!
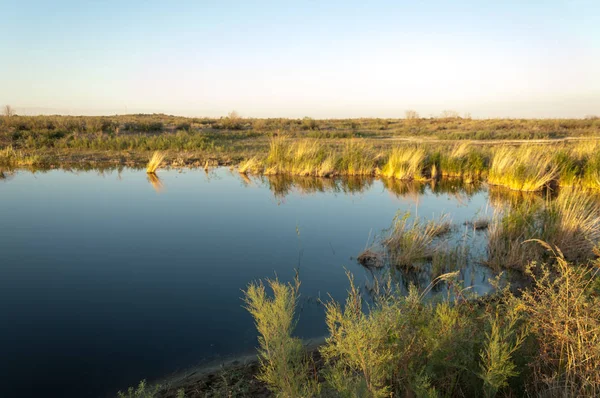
[0,0,599,118]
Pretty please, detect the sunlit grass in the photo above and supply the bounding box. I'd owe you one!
[379,146,426,180]
[146,151,165,174]
[488,145,558,191]
[384,212,451,269]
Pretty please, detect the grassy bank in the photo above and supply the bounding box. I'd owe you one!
[2,114,600,192]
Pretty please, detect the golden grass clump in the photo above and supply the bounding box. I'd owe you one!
[146,151,165,174]
[519,243,600,396]
[384,212,451,269]
[337,140,376,176]
[488,145,558,191]
[547,188,600,261]
[239,156,263,174]
[264,137,337,177]
[379,146,426,180]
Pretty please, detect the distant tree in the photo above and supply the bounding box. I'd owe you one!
[3,105,15,117]
[440,110,460,119]
[252,118,267,131]
[223,110,243,130]
[228,110,240,121]
[301,117,318,130]
[405,110,419,120]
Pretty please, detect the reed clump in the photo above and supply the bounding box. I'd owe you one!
[436,143,488,183]
[146,151,165,174]
[264,138,335,177]
[519,244,600,396]
[488,146,558,191]
[336,140,376,176]
[546,188,600,261]
[384,212,451,269]
[378,146,427,180]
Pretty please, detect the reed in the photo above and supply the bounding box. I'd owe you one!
[239,157,262,175]
[336,140,376,176]
[146,151,165,174]
[379,146,427,180]
[384,212,450,268]
[519,244,600,396]
[488,145,558,191]
[546,188,600,261]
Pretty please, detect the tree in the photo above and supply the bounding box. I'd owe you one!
[405,109,419,120]
[3,105,15,117]
[440,110,460,119]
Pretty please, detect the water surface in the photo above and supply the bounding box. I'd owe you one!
[0,168,493,397]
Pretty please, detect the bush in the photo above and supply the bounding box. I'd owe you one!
[243,277,319,397]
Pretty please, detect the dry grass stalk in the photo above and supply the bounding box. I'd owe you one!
[146,151,165,174]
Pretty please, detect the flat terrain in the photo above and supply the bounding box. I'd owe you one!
[1,114,600,170]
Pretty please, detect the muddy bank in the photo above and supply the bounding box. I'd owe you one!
[151,337,326,398]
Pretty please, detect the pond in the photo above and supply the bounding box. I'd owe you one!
[0,168,497,397]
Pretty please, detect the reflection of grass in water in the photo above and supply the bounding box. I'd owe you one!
[147,173,164,193]
[263,174,373,199]
[381,178,426,200]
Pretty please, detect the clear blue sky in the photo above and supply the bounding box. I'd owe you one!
[1,0,599,118]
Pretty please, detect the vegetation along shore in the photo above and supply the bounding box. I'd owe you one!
[2,113,600,192]
[3,112,600,397]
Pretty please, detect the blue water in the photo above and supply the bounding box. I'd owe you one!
[0,168,492,397]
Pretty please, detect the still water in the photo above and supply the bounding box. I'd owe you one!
[1,168,493,397]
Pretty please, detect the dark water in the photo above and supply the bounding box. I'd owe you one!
[0,168,494,397]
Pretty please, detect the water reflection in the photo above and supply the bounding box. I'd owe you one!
[0,169,15,182]
[147,173,164,193]
[0,166,562,398]
[257,174,374,198]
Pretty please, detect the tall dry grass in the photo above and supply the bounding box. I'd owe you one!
[146,151,165,174]
[488,146,558,191]
[519,242,600,396]
[384,212,451,269]
[378,146,427,180]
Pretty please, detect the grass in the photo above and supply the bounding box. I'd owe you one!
[520,243,600,396]
[383,212,451,269]
[486,187,600,271]
[238,240,600,397]
[146,151,165,174]
[378,146,427,180]
[488,146,558,191]
[3,113,600,192]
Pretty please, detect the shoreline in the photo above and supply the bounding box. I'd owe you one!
[150,336,326,398]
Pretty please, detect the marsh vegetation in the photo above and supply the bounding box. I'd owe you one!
[3,114,600,397]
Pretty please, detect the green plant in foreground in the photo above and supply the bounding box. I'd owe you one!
[479,310,526,398]
[243,277,319,397]
[117,379,161,398]
[321,272,484,397]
